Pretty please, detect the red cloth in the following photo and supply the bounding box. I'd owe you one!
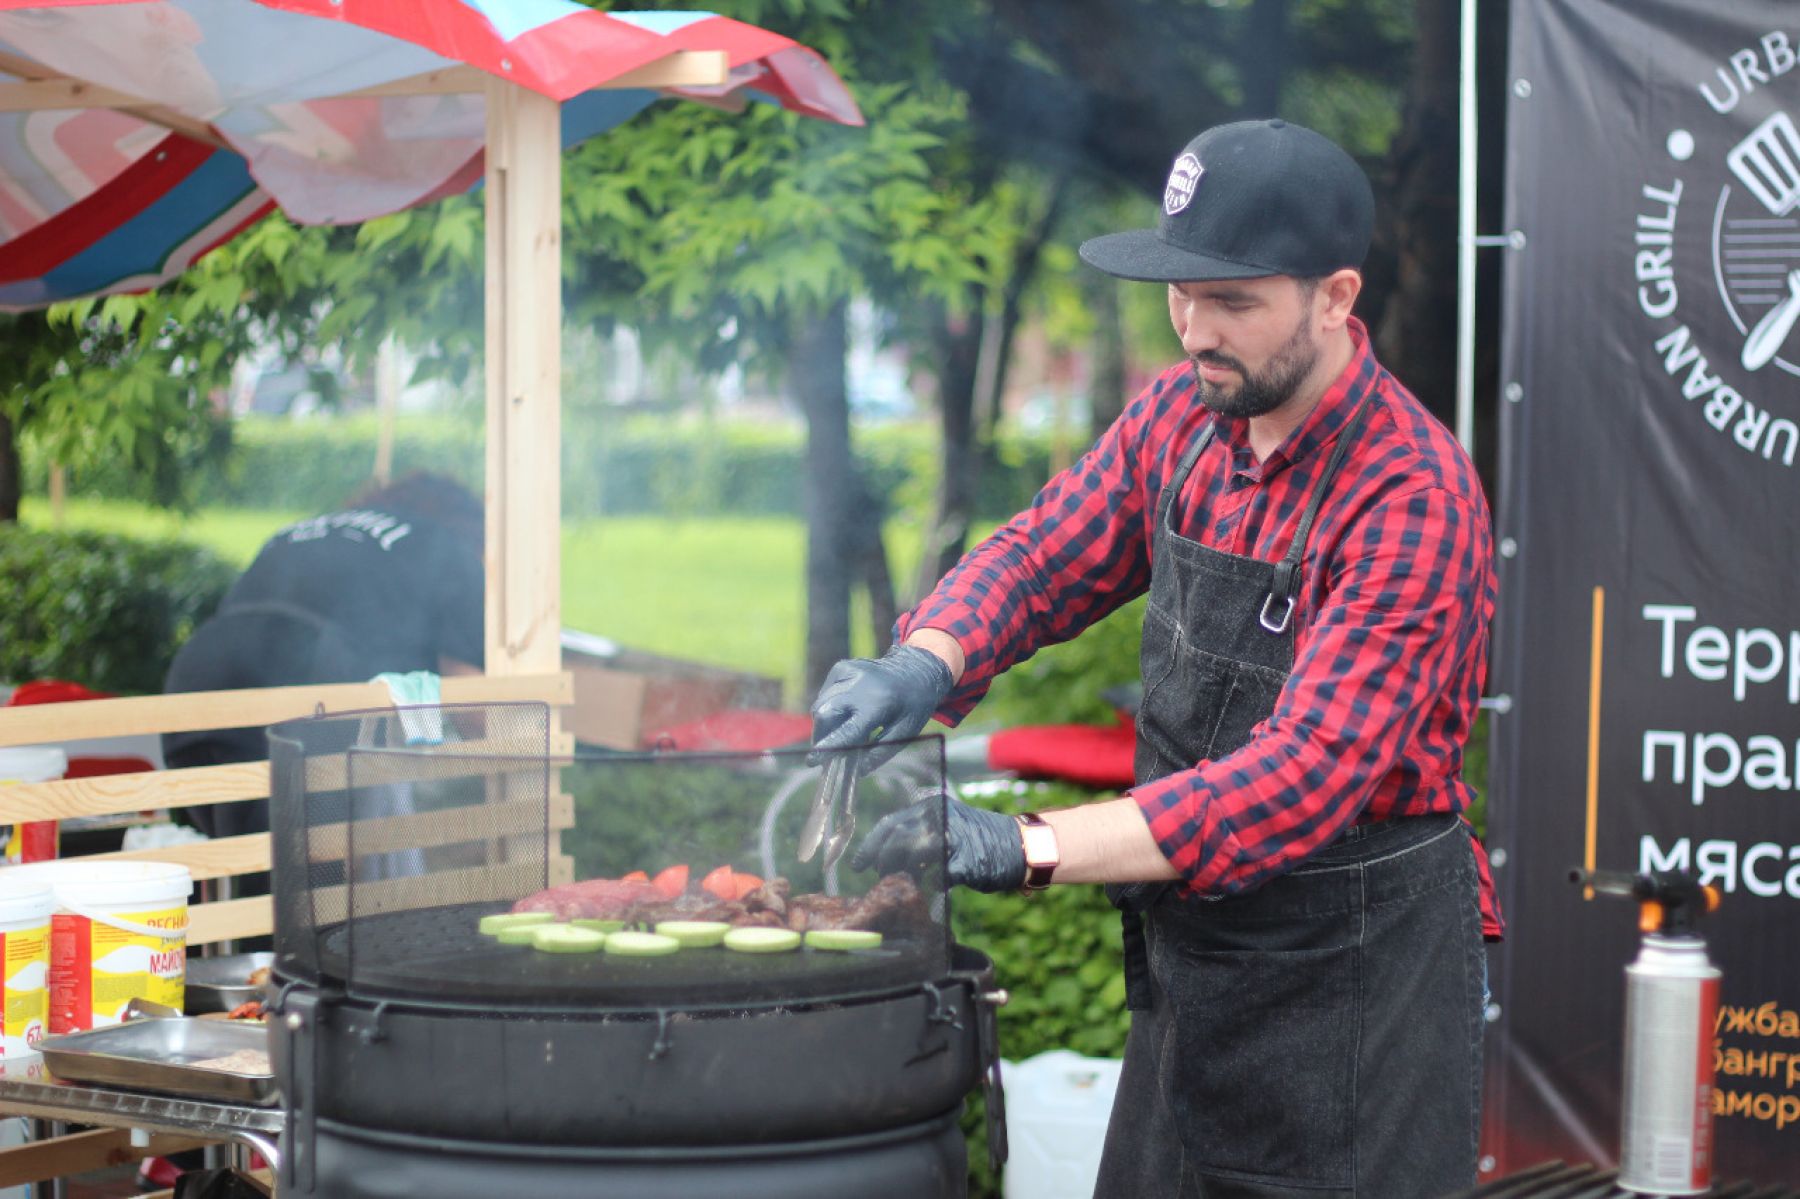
[5,680,152,775]
[5,679,113,705]
[987,714,1137,789]
[643,710,812,753]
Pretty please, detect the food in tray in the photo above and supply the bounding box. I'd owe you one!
[190,1048,271,1075]
[723,928,801,954]
[803,929,883,952]
[226,1000,266,1021]
[531,925,607,954]
[653,920,730,948]
[246,965,271,987]
[603,931,680,957]
[508,870,926,939]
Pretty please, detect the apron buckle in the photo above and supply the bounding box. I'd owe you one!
[1258,592,1295,634]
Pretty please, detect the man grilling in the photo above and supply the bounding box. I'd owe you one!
[811,119,1500,1198]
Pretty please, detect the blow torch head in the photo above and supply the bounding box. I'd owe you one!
[1569,868,1721,936]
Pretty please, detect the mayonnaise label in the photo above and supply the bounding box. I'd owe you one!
[1,925,48,1056]
[49,907,185,1032]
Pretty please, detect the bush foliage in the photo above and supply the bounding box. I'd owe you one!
[0,526,237,695]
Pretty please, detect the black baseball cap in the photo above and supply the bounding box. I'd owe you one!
[1079,119,1374,282]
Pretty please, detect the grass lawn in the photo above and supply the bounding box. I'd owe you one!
[19,497,921,701]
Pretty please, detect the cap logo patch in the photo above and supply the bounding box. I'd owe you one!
[1163,152,1203,215]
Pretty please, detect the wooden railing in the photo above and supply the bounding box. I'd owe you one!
[0,671,573,1188]
[0,671,573,947]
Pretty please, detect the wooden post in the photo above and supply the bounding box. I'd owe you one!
[483,81,566,879]
[483,81,562,679]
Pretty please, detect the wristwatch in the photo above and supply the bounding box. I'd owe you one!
[1015,812,1061,892]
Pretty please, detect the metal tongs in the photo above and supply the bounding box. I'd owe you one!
[798,748,861,870]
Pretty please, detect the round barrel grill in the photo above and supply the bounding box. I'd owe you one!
[265,705,1005,1198]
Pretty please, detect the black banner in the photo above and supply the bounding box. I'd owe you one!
[1488,0,1800,1184]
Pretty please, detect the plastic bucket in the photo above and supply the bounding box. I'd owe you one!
[0,747,67,865]
[0,878,54,1058]
[1000,1050,1124,1199]
[8,862,190,1032]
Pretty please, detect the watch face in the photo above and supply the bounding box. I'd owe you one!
[1020,823,1059,881]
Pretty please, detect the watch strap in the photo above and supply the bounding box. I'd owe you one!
[1016,811,1060,891]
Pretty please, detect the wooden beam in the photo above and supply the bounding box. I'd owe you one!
[0,671,572,747]
[309,858,553,925]
[484,80,563,679]
[68,796,574,880]
[85,833,270,883]
[342,51,728,100]
[0,52,225,146]
[0,1129,215,1188]
[187,896,273,947]
[0,731,573,824]
[0,761,269,822]
[0,77,161,112]
[305,793,573,862]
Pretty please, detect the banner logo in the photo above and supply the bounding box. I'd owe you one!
[1722,113,1800,372]
[1632,36,1800,471]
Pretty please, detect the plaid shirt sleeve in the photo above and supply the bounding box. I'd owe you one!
[1131,482,1494,895]
[896,382,1179,720]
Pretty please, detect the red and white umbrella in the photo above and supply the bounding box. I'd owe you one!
[0,0,862,311]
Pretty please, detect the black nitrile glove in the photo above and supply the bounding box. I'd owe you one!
[809,644,955,773]
[852,792,1027,893]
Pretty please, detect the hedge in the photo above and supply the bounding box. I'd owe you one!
[0,526,237,696]
[28,413,1078,521]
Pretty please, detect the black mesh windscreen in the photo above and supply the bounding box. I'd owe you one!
[271,704,952,1011]
[267,703,552,988]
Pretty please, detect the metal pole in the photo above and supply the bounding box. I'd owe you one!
[1455,0,1479,456]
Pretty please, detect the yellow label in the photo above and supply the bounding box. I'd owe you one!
[1,925,48,1055]
[88,905,186,1023]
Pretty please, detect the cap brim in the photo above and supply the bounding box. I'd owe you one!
[1078,229,1276,283]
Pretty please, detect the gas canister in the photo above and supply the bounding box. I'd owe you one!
[1573,868,1722,1196]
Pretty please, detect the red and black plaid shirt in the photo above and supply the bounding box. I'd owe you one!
[901,319,1502,937]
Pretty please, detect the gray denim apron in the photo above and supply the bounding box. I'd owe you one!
[1093,400,1485,1199]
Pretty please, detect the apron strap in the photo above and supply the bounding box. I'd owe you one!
[1263,395,1374,634]
[1156,416,1218,536]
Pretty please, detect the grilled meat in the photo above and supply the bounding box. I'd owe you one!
[510,873,921,935]
[511,878,662,921]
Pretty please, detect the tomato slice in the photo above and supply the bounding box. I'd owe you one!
[620,870,649,883]
[700,864,737,900]
[651,864,690,900]
[729,872,765,901]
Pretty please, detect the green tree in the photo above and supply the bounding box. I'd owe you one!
[0,198,491,523]
[560,0,1036,690]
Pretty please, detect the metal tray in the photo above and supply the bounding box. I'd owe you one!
[39,1018,278,1106]
[185,952,273,1014]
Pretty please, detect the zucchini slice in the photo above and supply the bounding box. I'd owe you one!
[654,921,730,948]
[803,929,883,952]
[571,918,626,933]
[604,931,681,957]
[722,927,802,954]
[480,911,556,935]
[497,923,552,944]
[532,925,607,954]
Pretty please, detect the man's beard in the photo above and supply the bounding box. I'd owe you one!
[1189,315,1319,419]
